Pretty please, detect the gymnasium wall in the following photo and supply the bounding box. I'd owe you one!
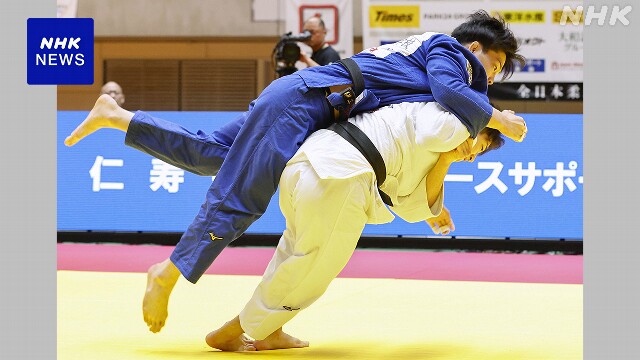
[57,0,582,113]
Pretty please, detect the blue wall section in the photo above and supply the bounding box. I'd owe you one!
[58,111,583,239]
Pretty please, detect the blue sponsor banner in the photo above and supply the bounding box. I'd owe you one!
[515,58,545,73]
[58,111,583,239]
[27,18,94,85]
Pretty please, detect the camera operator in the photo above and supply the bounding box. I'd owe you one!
[298,16,340,67]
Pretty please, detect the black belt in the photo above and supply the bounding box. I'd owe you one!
[328,121,393,206]
[325,59,393,206]
[339,58,364,97]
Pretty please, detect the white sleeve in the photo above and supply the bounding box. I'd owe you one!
[414,102,471,153]
[389,175,444,223]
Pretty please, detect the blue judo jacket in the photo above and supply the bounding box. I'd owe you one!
[298,32,493,138]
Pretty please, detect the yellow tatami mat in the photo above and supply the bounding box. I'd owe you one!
[58,271,582,359]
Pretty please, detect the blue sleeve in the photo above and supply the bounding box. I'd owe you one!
[425,41,493,138]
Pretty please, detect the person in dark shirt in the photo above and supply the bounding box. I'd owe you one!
[299,16,341,67]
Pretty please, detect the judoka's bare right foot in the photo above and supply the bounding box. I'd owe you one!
[64,94,134,146]
[143,259,180,333]
[254,328,309,351]
[205,317,256,352]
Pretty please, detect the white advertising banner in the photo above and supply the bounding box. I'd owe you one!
[285,0,354,61]
[362,0,583,83]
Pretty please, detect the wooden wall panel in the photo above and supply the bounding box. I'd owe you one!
[104,60,180,110]
[181,60,257,111]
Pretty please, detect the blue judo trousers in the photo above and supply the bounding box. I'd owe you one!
[126,74,333,283]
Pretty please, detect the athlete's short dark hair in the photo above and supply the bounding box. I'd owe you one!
[452,10,526,81]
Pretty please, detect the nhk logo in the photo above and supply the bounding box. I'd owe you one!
[492,10,545,23]
[36,37,85,66]
[27,18,94,85]
[369,6,420,28]
[557,6,632,26]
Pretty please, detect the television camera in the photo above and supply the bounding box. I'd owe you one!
[272,30,311,78]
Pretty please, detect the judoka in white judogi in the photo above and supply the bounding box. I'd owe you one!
[238,101,500,340]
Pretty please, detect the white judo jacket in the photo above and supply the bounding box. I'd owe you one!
[287,101,471,224]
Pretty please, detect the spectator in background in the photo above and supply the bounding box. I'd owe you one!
[100,81,125,106]
[299,16,341,67]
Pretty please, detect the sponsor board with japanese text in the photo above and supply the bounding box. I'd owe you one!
[362,0,583,84]
[58,111,582,240]
[488,82,582,101]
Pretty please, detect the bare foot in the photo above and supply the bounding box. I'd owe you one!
[64,94,133,147]
[254,328,309,351]
[142,259,180,333]
[205,317,256,352]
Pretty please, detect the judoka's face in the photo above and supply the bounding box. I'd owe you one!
[462,133,492,163]
[467,41,507,85]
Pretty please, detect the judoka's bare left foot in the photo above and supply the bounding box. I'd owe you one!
[205,317,256,352]
[143,259,180,333]
[254,328,309,351]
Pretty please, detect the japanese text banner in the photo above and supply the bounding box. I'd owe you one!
[58,111,582,239]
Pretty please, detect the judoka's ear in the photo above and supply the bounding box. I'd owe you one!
[467,41,483,53]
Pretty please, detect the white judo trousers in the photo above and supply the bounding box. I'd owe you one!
[239,161,373,340]
[238,101,470,339]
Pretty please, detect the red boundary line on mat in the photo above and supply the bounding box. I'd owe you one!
[57,243,582,284]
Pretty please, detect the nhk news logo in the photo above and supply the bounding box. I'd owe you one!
[27,18,94,85]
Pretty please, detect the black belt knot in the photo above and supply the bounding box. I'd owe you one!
[326,58,365,122]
